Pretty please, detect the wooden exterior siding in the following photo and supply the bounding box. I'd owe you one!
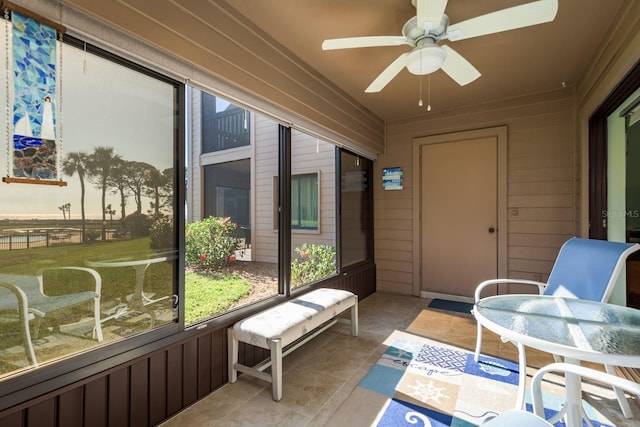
[253,126,337,263]
[377,91,576,295]
[0,264,376,427]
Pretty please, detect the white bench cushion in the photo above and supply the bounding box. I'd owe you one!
[232,288,356,349]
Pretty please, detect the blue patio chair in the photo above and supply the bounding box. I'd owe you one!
[473,237,640,414]
[482,363,640,427]
[0,267,103,367]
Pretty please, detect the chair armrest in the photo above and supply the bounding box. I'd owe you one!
[0,281,30,316]
[531,362,640,418]
[474,278,546,302]
[38,267,102,296]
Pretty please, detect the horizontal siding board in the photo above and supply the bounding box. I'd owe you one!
[374,249,412,262]
[376,269,412,284]
[508,245,560,261]
[374,208,412,220]
[375,239,415,252]
[508,139,572,158]
[508,194,574,208]
[374,259,413,274]
[508,167,573,183]
[508,233,574,248]
[374,229,413,241]
[508,181,573,195]
[373,219,412,231]
[508,220,575,235]
[508,153,573,169]
[509,207,574,221]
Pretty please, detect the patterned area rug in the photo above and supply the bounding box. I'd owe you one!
[351,331,615,427]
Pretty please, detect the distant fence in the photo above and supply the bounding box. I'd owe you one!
[0,228,127,251]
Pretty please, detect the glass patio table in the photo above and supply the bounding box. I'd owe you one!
[474,294,640,427]
[86,251,177,327]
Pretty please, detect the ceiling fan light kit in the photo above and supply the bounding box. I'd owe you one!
[322,0,559,94]
[406,41,446,75]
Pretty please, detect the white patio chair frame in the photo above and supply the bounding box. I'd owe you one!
[0,267,103,367]
[482,362,640,427]
[473,237,640,415]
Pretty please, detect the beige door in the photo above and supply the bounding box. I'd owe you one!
[420,137,498,298]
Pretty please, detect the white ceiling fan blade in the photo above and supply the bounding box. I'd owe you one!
[322,36,410,50]
[365,52,410,93]
[415,0,448,30]
[447,0,558,41]
[440,45,481,86]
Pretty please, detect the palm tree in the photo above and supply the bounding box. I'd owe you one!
[62,152,89,241]
[107,157,131,221]
[125,161,154,215]
[87,147,121,240]
[144,165,169,218]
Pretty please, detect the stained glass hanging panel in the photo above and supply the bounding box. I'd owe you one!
[11,11,58,180]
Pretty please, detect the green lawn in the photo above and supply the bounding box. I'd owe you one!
[0,238,249,324]
[184,272,250,324]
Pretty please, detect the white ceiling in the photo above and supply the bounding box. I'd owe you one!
[223,0,625,122]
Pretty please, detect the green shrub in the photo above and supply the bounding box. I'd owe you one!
[291,243,336,286]
[124,212,152,237]
[149,215,174,250]
[185,216,240,270]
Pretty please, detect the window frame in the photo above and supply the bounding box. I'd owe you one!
[0,34,186,405]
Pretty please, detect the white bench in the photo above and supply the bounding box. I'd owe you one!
[228,288,358,401]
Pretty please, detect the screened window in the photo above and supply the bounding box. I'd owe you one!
[201,92,251,153]
[291,173,319,230]
[0,33,180,381]
[340,150,373,267]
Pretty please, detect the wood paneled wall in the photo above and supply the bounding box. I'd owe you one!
[377,90,577,295]
[0,264,375,427]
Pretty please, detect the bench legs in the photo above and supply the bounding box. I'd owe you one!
[227,294,358,402]
[350,302,359,337]
[270,338,283,401]
[226,329,283,401]
[228,327,238,383]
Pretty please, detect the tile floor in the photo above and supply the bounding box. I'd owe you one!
[160,292,640,427]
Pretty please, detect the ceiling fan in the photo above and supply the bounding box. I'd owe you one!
[322,0,558,93]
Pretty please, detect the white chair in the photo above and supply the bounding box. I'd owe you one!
[482,362,640,427]
[473,237,640,414]
[0,267,103,366]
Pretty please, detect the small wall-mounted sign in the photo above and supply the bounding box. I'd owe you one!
[382,167,403,190]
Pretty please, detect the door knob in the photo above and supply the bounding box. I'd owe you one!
[488,227,495,233]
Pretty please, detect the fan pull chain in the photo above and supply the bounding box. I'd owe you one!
[427,75,432,112]
[418,75,423,107]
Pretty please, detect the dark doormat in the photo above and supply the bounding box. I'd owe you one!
[427,298,473,315]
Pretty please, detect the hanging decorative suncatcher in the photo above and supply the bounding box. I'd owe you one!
[2,1,67,186]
